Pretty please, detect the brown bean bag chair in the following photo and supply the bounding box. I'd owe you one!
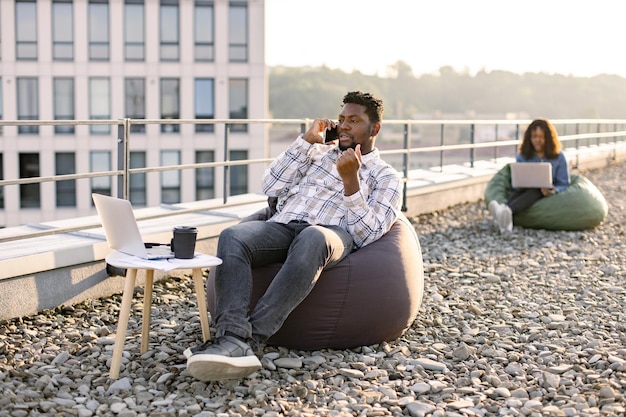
[206,211,424,350]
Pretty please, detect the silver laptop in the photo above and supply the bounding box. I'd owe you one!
[510,162,553,189]
[92,193,174,259]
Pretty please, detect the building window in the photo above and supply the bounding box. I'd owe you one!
[124,1,144,61]
[0,78,3,136]
[90,151,111,196]
[89,77,110,134]
[17,77,39,134]
[55,152,76,207]
[19,153,40,208]
[195,1,214,61]
[89,1,109,61]
[161,150,180,204]
[52,0,73,60]
[54,78,75,134]
[228,78,248,133]
[195,150,214,200]
[160,78,179,133]
[16,1,38,60]
[195,78,214,133]
[229,2,248,62]
[129,151,146,206]
[229,150,248,196]
[160,1,179,61]
[125,78,145,133]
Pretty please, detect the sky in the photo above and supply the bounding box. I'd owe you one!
[265,0,626,78]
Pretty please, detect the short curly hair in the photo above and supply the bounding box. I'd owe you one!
[342,91,384,124]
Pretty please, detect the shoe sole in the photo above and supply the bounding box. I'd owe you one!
[183,348,193,359]
[187,354,261,381]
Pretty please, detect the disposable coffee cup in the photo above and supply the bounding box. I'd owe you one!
[171,226,198,259]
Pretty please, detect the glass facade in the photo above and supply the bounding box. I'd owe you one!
[195,1,214,61]
[1,0,261,220]
[19,153,40,208]
[53,78,75,134]
[228,78,248,132]
[124,2,145,61]
[228,2,248,62]
[90,151,111,196]
[55,152,76,207]
[17,77,39,134]
[125,78,146,133]
[16,1,38,60]
[195,150,215,200]
[229,150,248,196]
[89,1,109,61]
[195,78,215,133]
[160,1,179,61]
[160,150,180,204]
[129,151,147,206]
[160,78,180,133]
[52,1,74,60]
[89,78,111,134]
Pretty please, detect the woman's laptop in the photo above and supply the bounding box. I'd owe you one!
[92,193,174,259]
[510,162,553,189]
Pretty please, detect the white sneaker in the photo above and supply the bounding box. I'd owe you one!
[488,200,501,225]
[497,204,513,233]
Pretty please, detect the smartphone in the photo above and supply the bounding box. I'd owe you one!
[325,126,338,142]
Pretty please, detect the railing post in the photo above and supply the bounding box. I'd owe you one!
[494,124,499,161]
[402,122,409,212]
[470,123,475,168]
[575,123,580,169]
[223,124,230,205]
[116,119,131,199]
[439,124,445,172]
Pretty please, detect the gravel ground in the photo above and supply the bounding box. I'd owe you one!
[0,162,625,417]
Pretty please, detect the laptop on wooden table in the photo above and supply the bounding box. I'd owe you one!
[92,193,175,259]
[510,162,553,189]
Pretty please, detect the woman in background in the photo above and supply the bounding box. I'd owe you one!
[489,118,570,233]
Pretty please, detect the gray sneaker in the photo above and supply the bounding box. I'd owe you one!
[183,341,208,359]
[186,335,261,381]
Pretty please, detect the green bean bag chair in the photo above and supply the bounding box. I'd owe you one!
[484,164,608,231]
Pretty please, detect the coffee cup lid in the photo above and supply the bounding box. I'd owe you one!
[173,226,197,233]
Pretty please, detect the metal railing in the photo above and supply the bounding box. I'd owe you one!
[1,117,625,242]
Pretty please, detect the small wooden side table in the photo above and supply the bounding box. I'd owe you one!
[105,251,222,379]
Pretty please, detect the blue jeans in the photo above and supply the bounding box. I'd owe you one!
[213,220,355,342]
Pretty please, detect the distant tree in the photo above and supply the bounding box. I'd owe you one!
[269,65,626,120]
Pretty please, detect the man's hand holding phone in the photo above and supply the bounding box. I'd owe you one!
[325,125,338,142]
[302,119,337,145]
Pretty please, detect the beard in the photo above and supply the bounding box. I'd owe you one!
[338,138,357,151]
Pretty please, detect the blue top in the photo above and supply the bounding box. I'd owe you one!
[515,152,570,193]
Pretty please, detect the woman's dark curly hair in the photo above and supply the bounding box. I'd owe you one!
[342,91,384,124]
[518,118,562,159]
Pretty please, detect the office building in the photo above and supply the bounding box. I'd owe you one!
[0,0,267,227]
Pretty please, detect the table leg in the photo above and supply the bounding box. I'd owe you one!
[141,269,154,354]
[110,268,138,379]
[192,268,211,341]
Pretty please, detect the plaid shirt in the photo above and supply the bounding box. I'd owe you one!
[262,135,402,248]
